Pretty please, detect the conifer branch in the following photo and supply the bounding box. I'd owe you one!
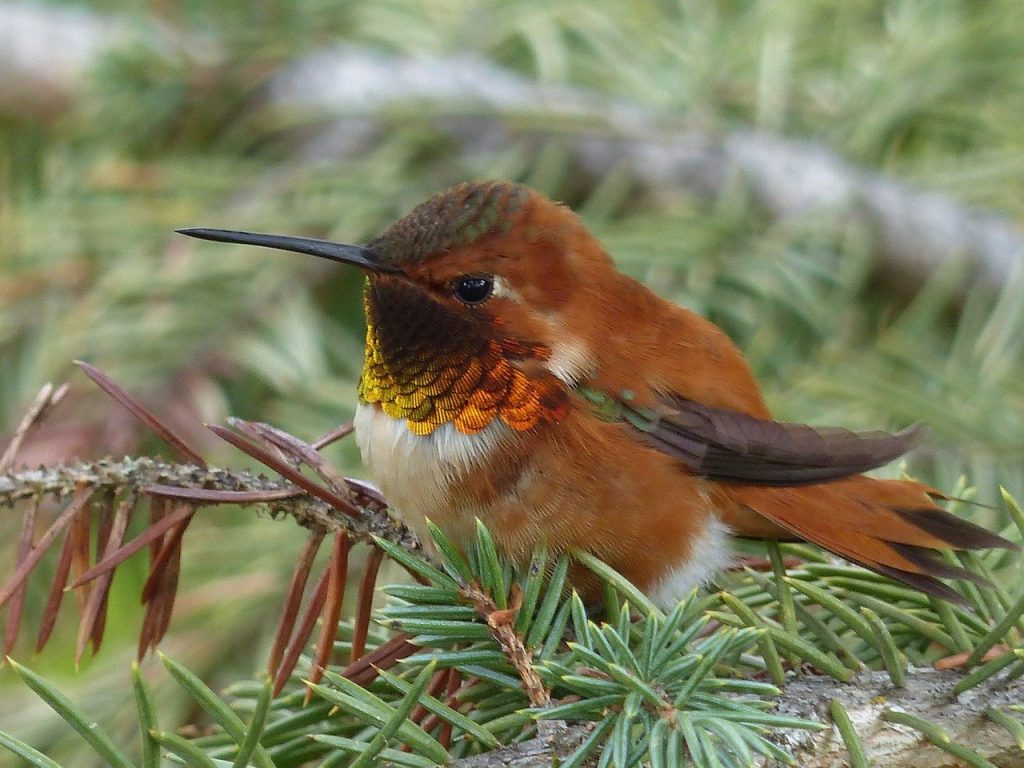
[446,669,1024,768]
[770,668,1024,768]
[0,458,414,548]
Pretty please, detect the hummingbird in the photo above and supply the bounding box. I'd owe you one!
[180,181,1015,608]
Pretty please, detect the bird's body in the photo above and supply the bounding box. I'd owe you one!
[353,395,739,607]
[181,181,1014,607]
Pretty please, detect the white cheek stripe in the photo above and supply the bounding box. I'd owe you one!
[546,337,594,386]
[480,274,593,387]
[647,517,733,611]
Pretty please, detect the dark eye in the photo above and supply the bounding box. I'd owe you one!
[453,275,494,304]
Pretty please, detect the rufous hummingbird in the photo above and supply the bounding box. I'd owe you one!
[180,181,1015,608]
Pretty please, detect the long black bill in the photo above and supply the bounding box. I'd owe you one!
[176,228,403,275]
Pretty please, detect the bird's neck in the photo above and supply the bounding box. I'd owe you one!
[357,284,570,436]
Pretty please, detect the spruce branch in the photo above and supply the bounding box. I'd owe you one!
[443,668,1024,768]
[0,457,412,548]
[772,668,1024,768]
[460,582,550,709]
[1,361,1021,766]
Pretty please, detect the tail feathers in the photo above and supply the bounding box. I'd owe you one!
[869,564,972,605]
[892,506,1013,551]
[722,476,1019,606]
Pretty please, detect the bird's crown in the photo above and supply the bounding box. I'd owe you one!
[367,181,531,267]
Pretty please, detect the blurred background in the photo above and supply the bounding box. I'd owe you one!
[1,0,1023,762]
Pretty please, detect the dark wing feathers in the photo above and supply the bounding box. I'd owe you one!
[598,389,1017,603]
[619,393,924,486]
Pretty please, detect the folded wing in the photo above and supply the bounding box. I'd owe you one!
[608,391,924,486]
[581,387,1017,604]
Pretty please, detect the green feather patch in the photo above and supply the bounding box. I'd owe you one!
[368,181,529,266]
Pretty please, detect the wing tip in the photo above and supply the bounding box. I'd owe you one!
[896,423,929,447]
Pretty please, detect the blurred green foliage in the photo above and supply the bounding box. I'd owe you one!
[1,0,1023,763]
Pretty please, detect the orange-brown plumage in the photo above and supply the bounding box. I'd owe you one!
[180,181,1016,608]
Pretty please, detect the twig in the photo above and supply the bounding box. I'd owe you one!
[306,532,350,701]
[75,492,133,662]
[0,484,93,609]
[450,721,591,768]
[274,566,330,696]
[446,667,1024,768]
[207,425,362,520]
[0,382,67,472]
[461,582,550,708]
[268,529,326,678]
[229,417,350,494]
[764,668,1024,768]
[350,545,385,664]
[76,362,206,467]
[0,458,417,549]
[338,634,419,687]
[3,496,39,654]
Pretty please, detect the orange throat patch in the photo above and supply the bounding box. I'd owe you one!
[358,319,568,436]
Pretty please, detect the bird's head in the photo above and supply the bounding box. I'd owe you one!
[180,181,618,435]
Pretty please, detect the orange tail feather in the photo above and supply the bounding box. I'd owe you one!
[719,476,1017,605]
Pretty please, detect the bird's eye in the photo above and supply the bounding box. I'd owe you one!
[453,275,494,305]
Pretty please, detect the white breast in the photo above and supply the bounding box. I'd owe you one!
[353,403,512,543]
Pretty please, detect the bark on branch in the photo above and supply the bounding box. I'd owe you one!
[2,3,1020,292]
[0,457,418,551]
[770,668,1024,768]
[448,669,1024,768]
